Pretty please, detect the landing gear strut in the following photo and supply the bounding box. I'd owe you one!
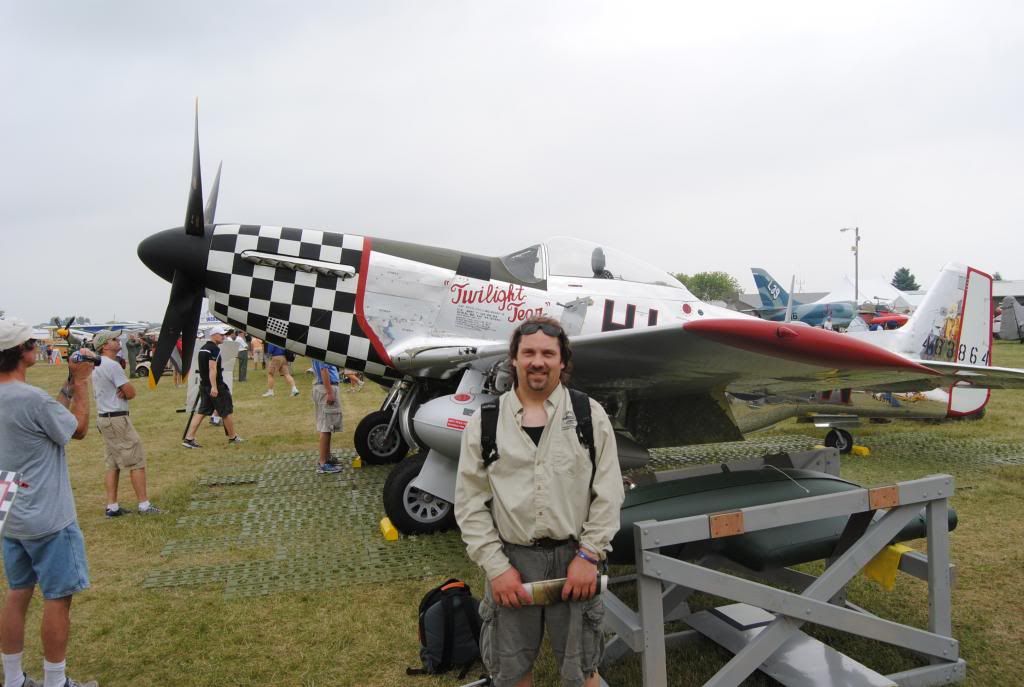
[354,383,412,465]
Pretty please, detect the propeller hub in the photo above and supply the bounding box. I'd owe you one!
[137,226,213,284]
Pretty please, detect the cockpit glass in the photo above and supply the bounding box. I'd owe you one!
[500,244,545,284]
[544,236,682,288]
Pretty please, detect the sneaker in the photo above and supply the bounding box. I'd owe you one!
[261,390,275,397]
[210,416,221,426]
[138,505,162,515]
[15,674,41,687]
[105,506,131,518]
[316,463,342,474]
[227,435,245,444]
[325,455,342,466]
[182,438,202,449]
[290,388,300,397]
[65,679,99,687]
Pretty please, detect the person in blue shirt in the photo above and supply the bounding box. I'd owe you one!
[262,342,299,398]
[311,359,343,474]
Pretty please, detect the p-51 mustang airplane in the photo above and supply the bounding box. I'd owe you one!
[139,113,1024,534]
[749,267,857,328]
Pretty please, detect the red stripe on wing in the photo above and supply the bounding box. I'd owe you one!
[684,318,937,374]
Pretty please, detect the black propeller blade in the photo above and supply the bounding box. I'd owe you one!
[145,100,216,386]
[149,270,205,387]
[184,100,205,236]
[205,161,222,224]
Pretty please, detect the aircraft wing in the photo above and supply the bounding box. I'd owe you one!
[563,320,943,398]
[390,319,950,398]
[389,318,1024,397]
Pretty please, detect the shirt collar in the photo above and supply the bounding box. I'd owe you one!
[508,382,564,417]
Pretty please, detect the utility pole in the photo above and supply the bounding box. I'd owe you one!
[840,227,860,305]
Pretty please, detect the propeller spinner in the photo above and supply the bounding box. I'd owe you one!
[137,102,221,387]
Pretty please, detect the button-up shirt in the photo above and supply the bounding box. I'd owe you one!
[455,384,624,580]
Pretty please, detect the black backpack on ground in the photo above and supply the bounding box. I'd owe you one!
[480,388,597,491]
[407,578,482,678]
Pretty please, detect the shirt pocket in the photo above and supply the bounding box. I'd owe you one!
[549,434,578,477]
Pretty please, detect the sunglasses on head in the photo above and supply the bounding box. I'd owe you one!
[518,322,562,337]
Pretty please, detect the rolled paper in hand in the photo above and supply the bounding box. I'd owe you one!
[522,574,609,606]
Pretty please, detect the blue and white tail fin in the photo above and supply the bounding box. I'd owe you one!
[751,268,793,309]
[890,263,993,416]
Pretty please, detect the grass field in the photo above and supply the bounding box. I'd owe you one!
[7,341,1024,686]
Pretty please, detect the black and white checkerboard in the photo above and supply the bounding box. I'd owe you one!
[0,471,22,537]
[204,225,401,380]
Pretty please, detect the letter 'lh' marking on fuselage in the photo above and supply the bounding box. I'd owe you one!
[601,299,658,331]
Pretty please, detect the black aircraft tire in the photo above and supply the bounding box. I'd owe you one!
[355,411,409,465]
[382,453,456,535]
[825,428,854,454]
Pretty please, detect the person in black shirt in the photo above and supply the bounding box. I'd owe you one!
[182,326,243,448]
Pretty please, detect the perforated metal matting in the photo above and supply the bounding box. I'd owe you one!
[145,450,470,598]
[146,433,1020,597]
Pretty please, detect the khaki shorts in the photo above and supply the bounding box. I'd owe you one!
[97,415,146,471]
[268,355,289,376]
[313,384,343,433]
[479,542,605,687]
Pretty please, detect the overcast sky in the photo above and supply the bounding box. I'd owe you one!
[2,1,1022,325]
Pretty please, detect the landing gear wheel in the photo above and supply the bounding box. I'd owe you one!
[383,453,456,534]
[355,410,409,465]
[825,428,854,454]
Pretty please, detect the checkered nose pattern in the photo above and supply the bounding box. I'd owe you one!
[203,224,400,379]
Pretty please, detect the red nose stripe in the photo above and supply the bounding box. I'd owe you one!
[685,319,937,374]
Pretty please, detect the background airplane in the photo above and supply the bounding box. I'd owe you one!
[736,263,995,452]
[750,267,857,328]
[138,113,1024,534]
[998,296,1024,342]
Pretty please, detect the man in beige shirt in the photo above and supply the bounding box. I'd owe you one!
[455,317,624,687]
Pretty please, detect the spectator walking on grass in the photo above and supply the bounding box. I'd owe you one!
[0,317,99,687]
[311,359,343,474]
[262,342,299,397]
[182,326,243,449]
[124,334,141,377]
[90,330,160,518]
[342,368,364,391]
[228,330,249,382]
[250,337,264,370]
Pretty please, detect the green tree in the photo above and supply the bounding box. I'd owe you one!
[674,271,742,302]
[891,267,920,291]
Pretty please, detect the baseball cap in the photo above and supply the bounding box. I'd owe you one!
[92,330,120,350]
[0,317,33,351]
[209,326,229,336]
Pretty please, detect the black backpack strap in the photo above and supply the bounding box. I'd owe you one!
[455,596,482,678]
[439,593,456,673]
[480,400,501,468]
[459,595,482,647]
[568,389,597,493]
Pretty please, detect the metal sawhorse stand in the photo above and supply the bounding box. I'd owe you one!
[603,473,964,686]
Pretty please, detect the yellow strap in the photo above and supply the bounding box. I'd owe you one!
[862,543,914,591]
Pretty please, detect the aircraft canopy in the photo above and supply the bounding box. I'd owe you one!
[542,236,683,288]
